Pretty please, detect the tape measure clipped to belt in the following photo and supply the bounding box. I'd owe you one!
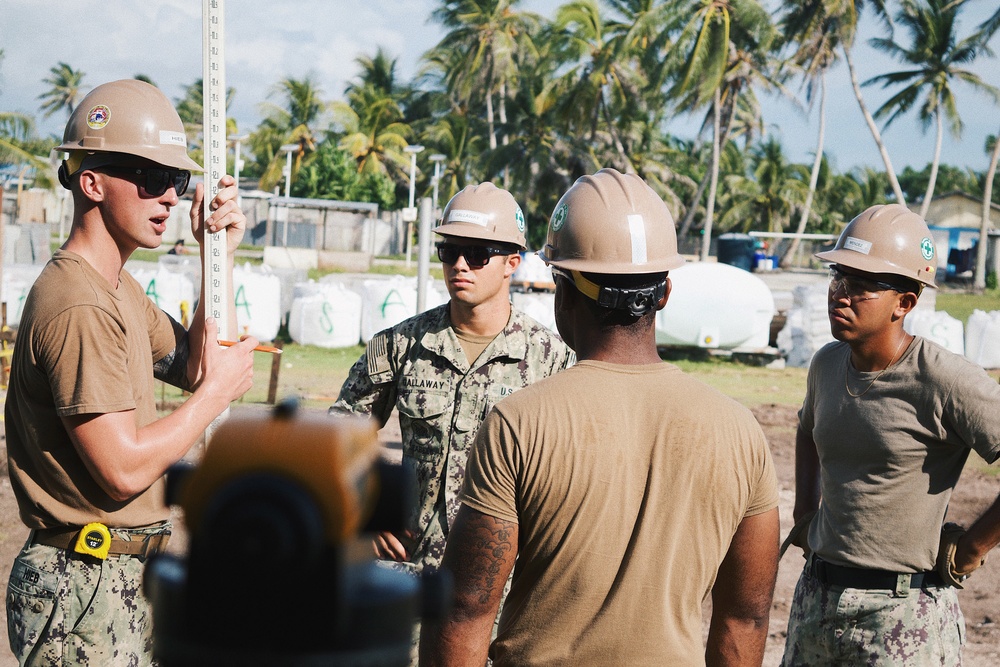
[73,522,113,560]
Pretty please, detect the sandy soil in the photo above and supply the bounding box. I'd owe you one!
[0,403,996,666]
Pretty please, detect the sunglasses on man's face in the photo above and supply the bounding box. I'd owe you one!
[828,266,904,302]
[436,243,510,268]
[99,166,191,197]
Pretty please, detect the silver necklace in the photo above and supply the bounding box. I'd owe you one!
[845,334,908,398]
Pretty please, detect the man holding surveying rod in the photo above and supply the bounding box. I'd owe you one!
[4,78,257,665]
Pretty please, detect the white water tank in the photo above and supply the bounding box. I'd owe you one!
[656,262,775,350]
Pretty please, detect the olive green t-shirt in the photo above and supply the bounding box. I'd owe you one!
[462,360,778,666]
[801,337,1000,572]
[5,250,178,529]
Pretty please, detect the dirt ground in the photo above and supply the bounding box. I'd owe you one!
[0,403,997,666]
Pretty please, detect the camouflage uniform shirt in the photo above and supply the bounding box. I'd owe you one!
[330,303,573,573]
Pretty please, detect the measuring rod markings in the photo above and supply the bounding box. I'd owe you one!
[202,0,229,339]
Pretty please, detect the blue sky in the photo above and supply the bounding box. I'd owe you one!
[1,0,997,175]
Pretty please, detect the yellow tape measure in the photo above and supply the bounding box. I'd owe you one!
[73,522,112,560]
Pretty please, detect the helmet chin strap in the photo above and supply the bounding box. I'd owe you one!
[556,268,665,317]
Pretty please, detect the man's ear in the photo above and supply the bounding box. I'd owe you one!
[892,290,919,319]
[77,169,106,203]
[504,252,521,279]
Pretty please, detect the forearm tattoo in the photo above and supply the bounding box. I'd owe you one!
[153,334,192,391]
[450,512,518,608]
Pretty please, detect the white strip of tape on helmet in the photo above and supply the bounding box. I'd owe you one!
[159,130,188,147]
[628,214,647,264]
[447,209,490,227]
[844,236,872,255]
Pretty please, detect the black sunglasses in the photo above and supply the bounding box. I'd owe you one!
[100,166,191,197]
[436,243,510,268]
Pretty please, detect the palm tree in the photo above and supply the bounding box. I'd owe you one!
[975,132,999,290]
[825,0,911,204]
[973,7,1000,290]
[666,0,776,261]
[718,137,808,234]
[430,0,533,154]
[38,62,86,119]
[251,76,328,190]
[550,0,642,173]
[174,79,238,156]
[865,0,1000,219]
[776,1,841,266]
[334,86,412,181]
[348,48,403,100]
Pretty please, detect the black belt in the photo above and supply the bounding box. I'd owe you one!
[809,555,943,591]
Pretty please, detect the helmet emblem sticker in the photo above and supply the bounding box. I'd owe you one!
[87,105,111,130]
[515,206,525,233]
[920,237,935,260]
[843,236,872,255]
[551,203,568,231]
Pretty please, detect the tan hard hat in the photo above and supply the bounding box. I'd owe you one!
[815,204,938,288]
[57,79,202,172]
[538,168,685,274]
[434,182,527,250]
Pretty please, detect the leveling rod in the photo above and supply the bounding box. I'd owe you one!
[202,0,230,339]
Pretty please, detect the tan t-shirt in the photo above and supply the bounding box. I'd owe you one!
[461,360,778,666]
[453,328,498,366]
[5,250,178,529]
[801,337,1000,572]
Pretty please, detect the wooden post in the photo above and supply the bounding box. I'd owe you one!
[266,340,284,404]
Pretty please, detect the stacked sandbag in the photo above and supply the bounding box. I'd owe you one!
[233,263,283,342]
[360,276,445,342]
[131,266,197,325]
[965,310,1000,369]
[904,309,964,356]
[2,265,44,327]
[777,283,836,368]
[288,280,363,348]
[511,291,557,333]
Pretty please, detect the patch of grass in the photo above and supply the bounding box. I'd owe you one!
[157,343,365,413]
[158,343,811,414]
[671,358,808,408]
[935,288,1000,324]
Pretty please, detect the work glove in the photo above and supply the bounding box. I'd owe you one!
[779,510,816,560]
[936,522,987,589]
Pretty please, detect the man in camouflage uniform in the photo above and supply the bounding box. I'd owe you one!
[782,205,1000,666]
[330,183,573,575]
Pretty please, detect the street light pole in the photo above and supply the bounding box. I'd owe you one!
[228,133,249,207]
[403,144,425,268]
[429,153,446,218]
[279,143,298,247]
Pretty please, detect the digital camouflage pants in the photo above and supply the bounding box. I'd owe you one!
[781,564,965,667]
[6,525,168,667]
